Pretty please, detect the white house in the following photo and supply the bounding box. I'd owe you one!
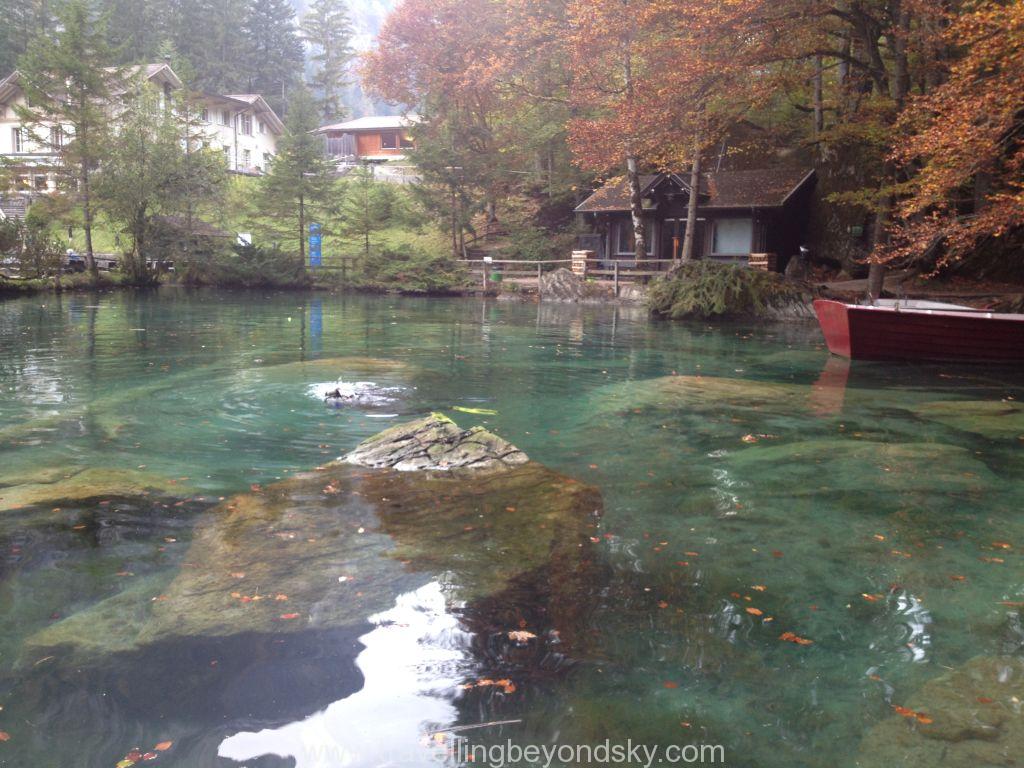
[0,62,283,201]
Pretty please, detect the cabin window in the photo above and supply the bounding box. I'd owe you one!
[400,133,415,149]
[380,131,399,150]
[11,127,23,153]
[614,220,655,256]
[712,218,753,256]
[240,114,252,136]
[201,108,210,122]
[33,174,47,190]
[258,120,265,134]
[221,110,231,126]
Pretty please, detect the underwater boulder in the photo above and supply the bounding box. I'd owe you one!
[0,468,193,512]
[914,399,1024,440]
[27,418,600,658]
[857,655,1024,767]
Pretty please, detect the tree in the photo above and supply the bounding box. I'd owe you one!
[881,0,1024,271]
[94,77,225,283]
[256,87,337,264]
[168,0,251,94]
[0,0,53,76]
[241,0,304,114]
[16,0,121,280]
[301,0,355,121]
[338,164,393,258]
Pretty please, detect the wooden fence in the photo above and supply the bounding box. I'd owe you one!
[458,257,681,294]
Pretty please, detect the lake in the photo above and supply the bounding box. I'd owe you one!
[1,290,1023,767]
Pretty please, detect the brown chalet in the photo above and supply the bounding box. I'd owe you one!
[574,167,816,272]
[316,115,418,162]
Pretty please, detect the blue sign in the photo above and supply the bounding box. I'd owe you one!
[309,223,322,267]
[309,298,323,356]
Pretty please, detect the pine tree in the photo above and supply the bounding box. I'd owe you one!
[0,0,54,75]
[338,164,393,258]
[242,0,304,113]
[167,0,250,94]
[16,0,121,280]
[256,86,337,263]
[300,0,355,120]
[105,0,170,64]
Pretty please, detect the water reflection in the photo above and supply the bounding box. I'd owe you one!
[219,581,471,767]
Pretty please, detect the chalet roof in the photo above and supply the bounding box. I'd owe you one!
[219,94,285,134]
[574,167,815,213]
[316,114,420,133]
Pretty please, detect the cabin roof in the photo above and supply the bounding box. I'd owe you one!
[574,167,815,213]
[316,114,419,133]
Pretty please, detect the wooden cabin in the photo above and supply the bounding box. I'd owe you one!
[574,167,816,272]
[316,115,418,163]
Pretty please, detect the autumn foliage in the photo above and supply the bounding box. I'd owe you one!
[364,0,1024,270]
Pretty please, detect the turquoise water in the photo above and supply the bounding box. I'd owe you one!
[1,289,1023,767]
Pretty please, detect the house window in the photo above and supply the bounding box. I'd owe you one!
[242,149,251,167]
[380,131,399,150]
[614,220,655,256]
[49,126,63,150]
[201,108,210,122]
[241,114,252,135]
[222,145,231,165]
[258,120,265,134]
[712,218,754,256]
[400,133,415,149]
[11,127,23,153]
[33,174,47,190]
[221,110,231,126]
[263,152,272,168]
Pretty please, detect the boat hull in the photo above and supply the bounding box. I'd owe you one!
[813,299,1024,363]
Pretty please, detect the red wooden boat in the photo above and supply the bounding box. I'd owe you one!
[813,298,1024,363]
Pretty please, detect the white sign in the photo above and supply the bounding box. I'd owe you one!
[237,232,252,246]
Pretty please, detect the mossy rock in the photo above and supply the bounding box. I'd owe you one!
[0,468,193,512]
[726,439,996,495]
[914,399,1024,440]
[27,449,600,658]
[344,413,529,471]
[857,656,1024,767]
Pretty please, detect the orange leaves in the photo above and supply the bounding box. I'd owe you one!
[745,607,763,617]
[779,631,813,646]
[892,705,932,725]
[861,593,883,603]
[461,678,517,694]
[279,613,301,620]
[0,731,9,742]
[751,585,767,592]
[507,630,537,644]
[115,741,172,767]
[663,681,679,689]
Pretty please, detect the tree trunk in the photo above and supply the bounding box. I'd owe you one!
[626,154,646,264]
[813,55,825,136]
[299,191,306,266]
[81,167,98,282]
[867,193,890,301]
[680,127,702,263]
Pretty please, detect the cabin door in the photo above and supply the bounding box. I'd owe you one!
[662,218,686,263]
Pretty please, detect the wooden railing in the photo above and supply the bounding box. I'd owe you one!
[457,256,684,295]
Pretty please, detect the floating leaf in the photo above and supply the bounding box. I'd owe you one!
[779,631,813,646]
[745,607,764,616]
[452,406,497,415]
[279,613,300,620]
[507,630,536,644]
[0,731,9,741]
[663,681,679,689]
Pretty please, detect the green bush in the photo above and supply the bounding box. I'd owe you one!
[499,224,574,262]
[648,261,809,319]
[348,247,470,294]
[195,243,311,288]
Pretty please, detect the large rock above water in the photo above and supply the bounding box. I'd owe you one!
[344,413,529,471]
[27,418,600,658]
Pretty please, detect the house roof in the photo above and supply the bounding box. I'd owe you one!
[223,94,285,134]
[574,167,815,213]
[316,114,419,133]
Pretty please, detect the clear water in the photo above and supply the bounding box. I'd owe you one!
[1,290,1023,767]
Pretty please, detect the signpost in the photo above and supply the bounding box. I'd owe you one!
[308,223,322,268]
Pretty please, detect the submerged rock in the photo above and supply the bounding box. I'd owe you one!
[343,413,529,471]
[914,399,1024,440]
[27,418,599,658]
[250,356,413,384]
[857,655,1024,767]
[0,467,192,512]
